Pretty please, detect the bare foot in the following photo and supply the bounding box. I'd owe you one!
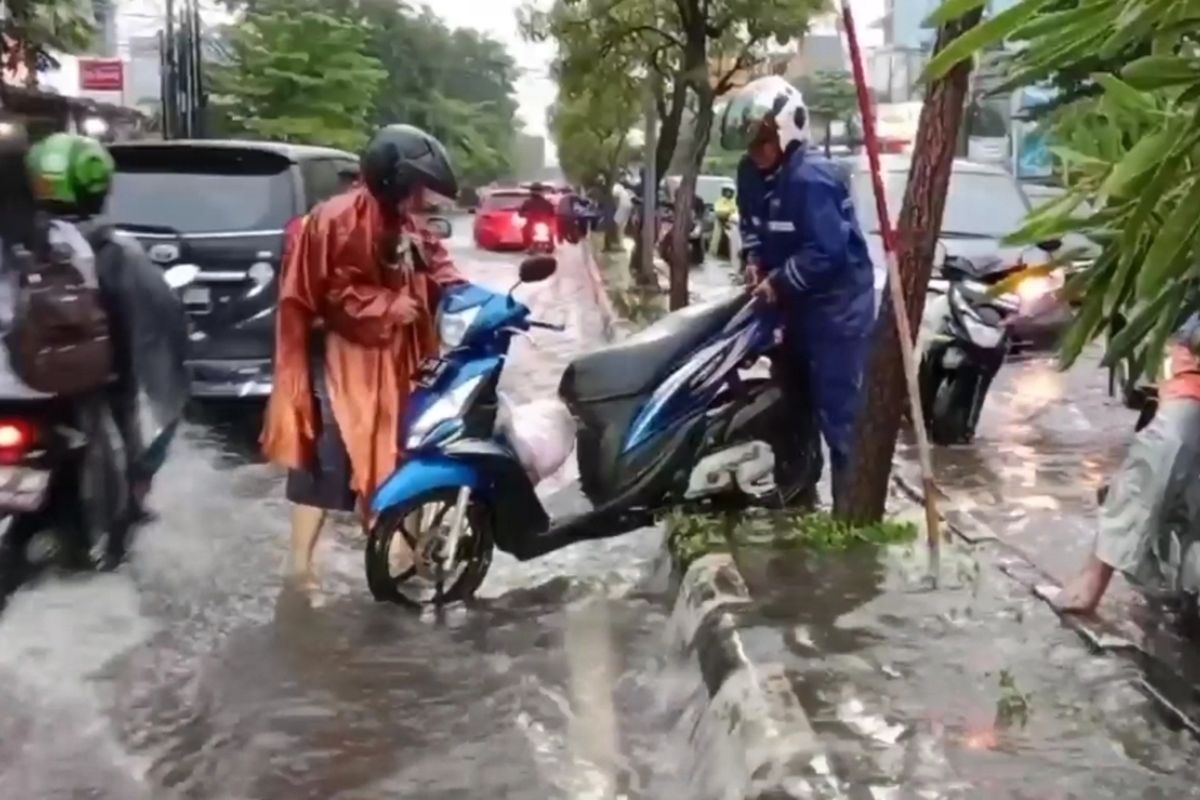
[1052,556,1114,615]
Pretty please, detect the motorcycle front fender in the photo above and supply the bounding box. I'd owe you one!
[370,453,485,515]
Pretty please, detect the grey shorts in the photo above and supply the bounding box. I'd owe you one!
[285,354,357,513]
[1097,398,1200,583]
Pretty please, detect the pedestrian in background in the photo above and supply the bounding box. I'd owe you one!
[261,125,464,593]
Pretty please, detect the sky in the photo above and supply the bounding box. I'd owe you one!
[430,0,888,138]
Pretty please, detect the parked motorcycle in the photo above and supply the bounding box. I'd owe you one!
[364,250,808,606]
[917,271,1014,445]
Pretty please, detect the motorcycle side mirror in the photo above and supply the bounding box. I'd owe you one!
[1037,238,1063,254]
[426,216,453,240]
[519,256,557,283]
[163,263,200,289]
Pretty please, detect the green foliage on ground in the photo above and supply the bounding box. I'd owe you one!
[0,0,95,88]
[212,3,386,152]
[667,508,919,570]
[923,0,1200,383]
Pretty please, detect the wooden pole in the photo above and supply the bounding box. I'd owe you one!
[839,0,942,578]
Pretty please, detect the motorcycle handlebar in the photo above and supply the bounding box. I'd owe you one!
[529,319,566,332]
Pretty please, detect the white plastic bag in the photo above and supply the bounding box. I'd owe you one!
[497,396,577,483]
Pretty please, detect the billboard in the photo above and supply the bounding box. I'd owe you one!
[79,58,124,92]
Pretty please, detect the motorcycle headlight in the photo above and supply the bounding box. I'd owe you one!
[1015,275,1054,305]
[407,374,486,449]
[960,308,1005,349]
[438,306,481,351]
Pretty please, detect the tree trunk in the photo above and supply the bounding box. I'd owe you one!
[628,75,686,286]
[668,89,713,310]
[824,121,833,158]
[834,9,984,524]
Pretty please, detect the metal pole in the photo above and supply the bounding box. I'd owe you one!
[191,0,205,138]
[840,0,943,577]
[164,0,176,139]
[640,80,658,280]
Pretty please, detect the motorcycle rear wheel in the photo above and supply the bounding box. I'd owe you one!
[365,487,494,607]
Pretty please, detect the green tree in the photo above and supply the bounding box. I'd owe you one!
[922,0,1200,384]
[0,0,95,90]
[359,5,520,188]
[523,0,826,309]
[213,2,386,152]
[548,47,643,250]
[799,70,860,157]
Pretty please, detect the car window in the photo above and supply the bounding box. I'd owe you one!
[852,169,1031,239]
[301,159,347,209]
[108,147,296,234]
[482,192,528,211]
[335,160,360,191]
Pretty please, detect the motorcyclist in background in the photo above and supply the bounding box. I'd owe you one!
[25,133,189,566]
[519,183,557,248]
[722,76,876,505]
[710,186,737,257]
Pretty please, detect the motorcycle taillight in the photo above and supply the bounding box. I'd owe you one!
[0,420,35,465]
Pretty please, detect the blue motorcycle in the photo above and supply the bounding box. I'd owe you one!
[365,254,809,606]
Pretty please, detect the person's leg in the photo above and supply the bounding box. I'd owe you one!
[1055,399,1196,613]
[288,502,327,582]
[772,324,823,507]
[283,355,356,587]
[808,334,871,507]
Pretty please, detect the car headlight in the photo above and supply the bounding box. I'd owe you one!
[438,306,481,351]
[247,261,275,290]
[406,374,486,449]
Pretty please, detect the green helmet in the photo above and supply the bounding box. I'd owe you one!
[27,132,115,217]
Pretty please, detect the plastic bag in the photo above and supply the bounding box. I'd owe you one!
[497,396,577,483]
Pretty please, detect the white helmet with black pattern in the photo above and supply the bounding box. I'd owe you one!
[720,76,809,153]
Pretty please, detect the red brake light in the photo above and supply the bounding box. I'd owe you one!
[0,420,34,463]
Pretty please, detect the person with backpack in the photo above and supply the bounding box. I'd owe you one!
[23,132,189,567]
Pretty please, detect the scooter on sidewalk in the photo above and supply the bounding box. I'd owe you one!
[364,248,809,606]
[917,260,1017,445]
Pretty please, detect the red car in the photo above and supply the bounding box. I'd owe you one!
[473,189,532,250]
[474,186,567,251]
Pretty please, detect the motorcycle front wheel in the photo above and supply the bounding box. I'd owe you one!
[929,375,975,445]
[365,487,494,607]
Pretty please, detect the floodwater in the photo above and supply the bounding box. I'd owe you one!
[734,541,1200,798]
[0,229,711,799]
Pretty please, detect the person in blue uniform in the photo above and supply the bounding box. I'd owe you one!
[721,76,877,502]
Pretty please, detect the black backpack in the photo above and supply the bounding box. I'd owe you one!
[4,239,114,395]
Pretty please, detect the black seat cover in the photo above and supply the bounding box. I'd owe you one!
[560,291,747,404]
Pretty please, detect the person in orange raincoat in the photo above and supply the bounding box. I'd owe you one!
[260,125,464,589]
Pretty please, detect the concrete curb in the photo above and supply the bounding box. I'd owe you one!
[577,240,619,339]
[670,554,842,800]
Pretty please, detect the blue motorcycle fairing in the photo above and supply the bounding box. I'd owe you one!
[624,301,778,453]
[405,353,503,439]
[441,283,532,348]
[370,453,484,514]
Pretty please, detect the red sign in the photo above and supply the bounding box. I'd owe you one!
[79,59,124,92]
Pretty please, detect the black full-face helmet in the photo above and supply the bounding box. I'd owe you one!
[362,124,459,206]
